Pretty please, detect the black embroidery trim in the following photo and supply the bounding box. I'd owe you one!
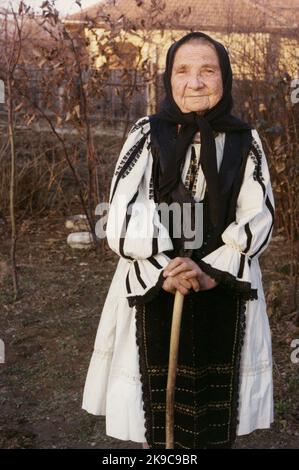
[114,137,145,178]
[250,139,266,196]
[135,302,153,447]
[191,166,200,199]
[237,253,246,279]
[184,148,192,191]
[119,190,139,260]
[228,296,247,447]
[197,259,258,301]
[149,174,155,200]
[237,223,252,278]
[189,146,198,192]
[126,270,131,294]
[127,269,165,308]
[134,260,147,289]
[184,145,199,195]
[250,195,275,258]
[129,117,150,135]
[148,256,163,269]
[110,133,149,204]
[122,142,147,178]
[244,222,253,254]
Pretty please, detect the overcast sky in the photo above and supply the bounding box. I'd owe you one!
[1,0,101,16]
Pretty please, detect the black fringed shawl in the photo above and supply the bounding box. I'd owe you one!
[149,31,253,257]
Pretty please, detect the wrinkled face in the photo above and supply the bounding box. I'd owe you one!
[170,41,223,114]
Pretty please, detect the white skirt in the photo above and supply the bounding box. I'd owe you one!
[82,257,274,442]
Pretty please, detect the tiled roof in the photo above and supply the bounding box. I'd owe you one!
[67,0,299,32]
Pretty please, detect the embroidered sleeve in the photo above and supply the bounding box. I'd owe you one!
[197,129,275,301]
[106,116,173,307]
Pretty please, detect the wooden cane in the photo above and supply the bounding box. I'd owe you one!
[166,289,185,449]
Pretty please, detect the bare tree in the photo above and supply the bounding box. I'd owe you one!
[0,5,27,299]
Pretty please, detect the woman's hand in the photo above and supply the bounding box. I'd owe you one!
[162,272,200,295]
[163,257,218,292]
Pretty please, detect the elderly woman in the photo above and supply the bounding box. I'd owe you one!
[82,32,275,449]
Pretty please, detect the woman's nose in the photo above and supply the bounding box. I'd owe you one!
[187,75,205,89]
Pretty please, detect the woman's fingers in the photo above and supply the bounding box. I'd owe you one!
[176,284,190,295]
[164,257,183,274]
[163,257,204,279]
[162,276,176,294]
[164,263,189,277]
[181,269,199,279]
[179,272,201,292]
[163,275,192,295]
[166,270,218,293]
[164,257,193,276]
[178,276,192,290]
[163,257,214,294]
[172,276,191,295]
[187,276,201,292]
[164,261,196,277]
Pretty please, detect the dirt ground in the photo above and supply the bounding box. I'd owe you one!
[0,214,298,449]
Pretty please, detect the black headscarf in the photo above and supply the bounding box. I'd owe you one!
[150,31,252,227]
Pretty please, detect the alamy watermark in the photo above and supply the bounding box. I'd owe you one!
[95,199,204,250]
[0,339,4,364]
[290,339,299,364]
